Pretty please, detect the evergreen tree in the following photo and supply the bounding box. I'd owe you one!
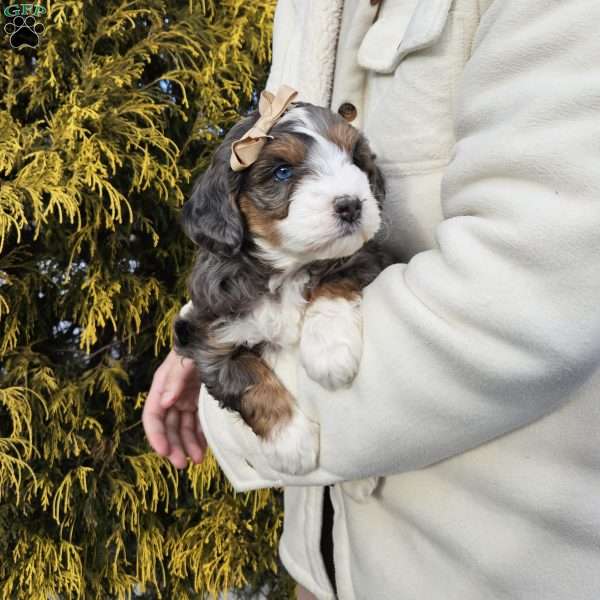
[0,1,295,597]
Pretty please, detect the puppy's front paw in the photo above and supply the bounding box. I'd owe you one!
[260,410,319,475]
[301,297,363,390]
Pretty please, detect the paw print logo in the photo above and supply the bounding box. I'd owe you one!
[4,15,44,49]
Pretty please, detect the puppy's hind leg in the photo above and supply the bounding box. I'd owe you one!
[238,355,319,475]
[201,345,319,475]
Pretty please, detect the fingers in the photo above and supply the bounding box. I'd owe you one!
[158,351,185,408]
[142,364,170,457]
[164,409,206,468]
[164,407,207,468]
[142,349,206,468]
[165,408,188,469]
[160,351,200,409]
[180,411,205,464]
[143,401,206,468]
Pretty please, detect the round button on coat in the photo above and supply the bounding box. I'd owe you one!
[338,102,357,122]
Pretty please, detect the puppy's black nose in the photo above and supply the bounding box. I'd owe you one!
[334,195,362,223]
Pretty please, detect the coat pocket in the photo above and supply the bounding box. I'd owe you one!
[358,0,454,74]
[358,0,468,167]
[355,0,475,261]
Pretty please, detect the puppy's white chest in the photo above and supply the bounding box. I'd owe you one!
[217,273,309,349]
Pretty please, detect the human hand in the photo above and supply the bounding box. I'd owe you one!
[142,349,206,468]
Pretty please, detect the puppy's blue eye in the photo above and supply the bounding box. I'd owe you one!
[274,165,293,182]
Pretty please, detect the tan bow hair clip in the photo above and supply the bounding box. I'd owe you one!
[230,85,299,172]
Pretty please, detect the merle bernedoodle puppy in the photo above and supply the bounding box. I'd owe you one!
[173,90,390,474]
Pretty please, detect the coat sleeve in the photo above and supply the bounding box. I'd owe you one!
[189,0,600,491]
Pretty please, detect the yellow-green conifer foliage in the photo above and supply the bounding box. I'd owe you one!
[0,1,295,598]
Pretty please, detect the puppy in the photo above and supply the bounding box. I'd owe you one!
[173,95,389,475]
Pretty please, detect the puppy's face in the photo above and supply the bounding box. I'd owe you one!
[181,103,384,268]
[240,105,383,267]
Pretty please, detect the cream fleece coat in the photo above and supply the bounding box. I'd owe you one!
[186,0,600,597]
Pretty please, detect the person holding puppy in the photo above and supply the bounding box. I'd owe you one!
[143,1,600,598]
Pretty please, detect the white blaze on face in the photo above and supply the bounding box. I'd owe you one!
[279,159,381,259]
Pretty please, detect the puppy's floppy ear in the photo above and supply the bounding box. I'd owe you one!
[181,114,259,256]
[353,134,385,207]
